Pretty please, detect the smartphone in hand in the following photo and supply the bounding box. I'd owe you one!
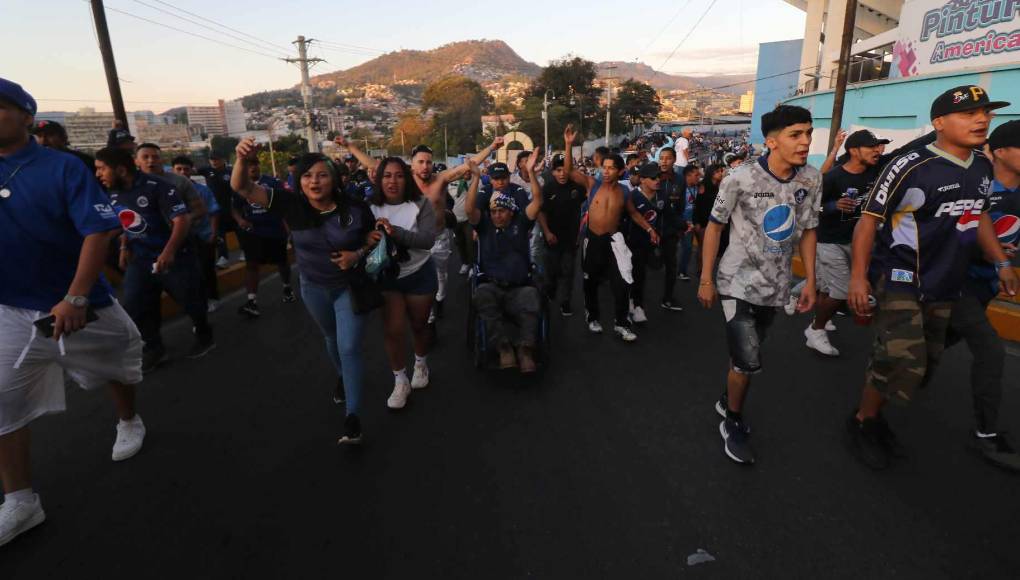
[33,307,99,338]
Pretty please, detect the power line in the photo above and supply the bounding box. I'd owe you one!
[315,39,385,55]
[654,0,720,79]
[147,0,296,54]
[129,0,291,58]
[639,0,693,60]
[98,2,286,61]
[37,97,219,105]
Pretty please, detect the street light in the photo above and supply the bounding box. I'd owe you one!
[569,86,583,157]
[543,89,555,156]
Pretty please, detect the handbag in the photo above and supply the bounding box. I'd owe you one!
[349,267,383,314]
[365,233,390,277]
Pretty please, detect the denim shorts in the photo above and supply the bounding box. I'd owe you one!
[380,257,438,296]
[720,295,777,374]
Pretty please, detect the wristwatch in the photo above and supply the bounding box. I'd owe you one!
[995,260,1012,274]
[64,294,89,308]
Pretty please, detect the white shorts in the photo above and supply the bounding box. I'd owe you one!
[816,243,852,300]
[0,302,143,436]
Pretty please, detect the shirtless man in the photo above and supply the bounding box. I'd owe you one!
[338,136,505,319]
[564,125,658,342]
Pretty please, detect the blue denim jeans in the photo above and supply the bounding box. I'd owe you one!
[678,230,694,276]
[299,277,366,416]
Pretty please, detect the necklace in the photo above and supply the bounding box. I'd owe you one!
[0,161,30,199]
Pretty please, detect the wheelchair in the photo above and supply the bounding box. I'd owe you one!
[465,247,551,370]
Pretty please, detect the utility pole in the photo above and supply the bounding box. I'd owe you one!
[400,130,406,157]
[543,89,555,155]
[90,1,128,128]
[603,65,616,147]
[267,122,278,178]
[443,125,448,161]
[284,36,324,153]
[829,0,858,153]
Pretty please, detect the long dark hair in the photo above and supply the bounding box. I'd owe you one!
[702,163,725,192]
[370,157,423,206]
[294,152,350,220]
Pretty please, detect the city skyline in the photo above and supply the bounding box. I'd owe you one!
[8,0,806,113]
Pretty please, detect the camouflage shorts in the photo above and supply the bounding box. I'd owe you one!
[865,289,952,404]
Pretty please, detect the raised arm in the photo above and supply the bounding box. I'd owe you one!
[334,135,378,174]
[469,135,505,166]
[563,124,594,191]
[231,138,271,207]
[820,129,847,173]
[524,146,544,221]
[464,160,482,225]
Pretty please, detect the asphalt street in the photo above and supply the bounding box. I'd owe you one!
[2,254,1019,579]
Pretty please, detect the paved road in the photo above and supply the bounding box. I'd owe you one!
[2,256,1019,579]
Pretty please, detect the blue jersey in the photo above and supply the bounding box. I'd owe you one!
[189,180,220,241]
[0,140,120,312]
[476,209,533,286]
[234,175,288,238]
[108,172,189,261]
[966,179,1020,303]
[862,144,993,301]
[627,189,660,248]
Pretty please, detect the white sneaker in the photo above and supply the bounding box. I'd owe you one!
[215,256,229,269]
[784,296,799,316]
[587,319,603,334]
[804,326,840,357]
[207,299,220,313]
[112,415,146,461]
[458,264,469,275]
[631,306,648,323]
[825,319,836,331]
[0,494,46,547]
[387,376,411,409]
[614,325,638,342]
[411,361,430,389]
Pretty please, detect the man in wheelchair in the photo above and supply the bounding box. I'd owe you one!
[464,153,545,372]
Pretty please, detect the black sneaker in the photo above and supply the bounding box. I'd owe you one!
[337,414,362,445]
[846,413,891,470]
[714,392,728,419]
[660,299,684,312]
[678,273,691,282]
[333,377,346,405]
[186,336,216,359]
[282,286,296,303]
[720,417,755,464]
[238,299,260,318]
[874,414,907,458]
[435,299,445,319]
[972,432,1020,472]
[141,347,167,374]
[560,302,573,317]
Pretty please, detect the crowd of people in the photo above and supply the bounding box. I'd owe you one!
[1,75,1019,548]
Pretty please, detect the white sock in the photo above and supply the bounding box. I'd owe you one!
[393,368,407,381]
[119,415,141,426]
[4,488,34,504]
[247,293,256,301]
[415,354,427,365]
[976,431,998,438]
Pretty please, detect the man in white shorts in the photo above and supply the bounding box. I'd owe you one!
[0,79,144,548]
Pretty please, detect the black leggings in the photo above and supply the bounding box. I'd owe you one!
[581,232,630,326]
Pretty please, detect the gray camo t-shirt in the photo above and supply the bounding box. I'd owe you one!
[710,156,821,306]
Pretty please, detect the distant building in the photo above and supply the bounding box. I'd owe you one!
[64,108,116,151]
[187,99,247,137]
[137,124,190,149]
[481,114,518,134]
[738,91,754,114]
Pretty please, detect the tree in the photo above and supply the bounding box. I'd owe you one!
[387,110,432,156]
[527,57,603,146]
[614,79,661,128]
[422,75,493,157]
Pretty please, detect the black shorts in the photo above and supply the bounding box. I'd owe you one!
[720,295,777,374]
[237,231,288,265]
[380,258,438,296]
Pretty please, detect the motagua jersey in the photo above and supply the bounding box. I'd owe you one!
[863,144,993,302]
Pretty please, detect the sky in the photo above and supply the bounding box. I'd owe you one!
[6,0,807,113]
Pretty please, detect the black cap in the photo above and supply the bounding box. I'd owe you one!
[930,85,1010,120]
[489,162,510,178]
[550,153,566,169]
[988,120,1020,151]
[343,153,356,161]
[637,163,661,179]
[845,129,890,149]
[33,120,66,138]
[107,128,135,147]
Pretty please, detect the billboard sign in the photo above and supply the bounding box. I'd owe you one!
[892,0,1020,78]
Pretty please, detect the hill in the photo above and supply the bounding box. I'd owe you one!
[309,39,541,88]
[595,62,755,95]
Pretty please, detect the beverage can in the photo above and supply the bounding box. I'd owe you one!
[854,295,878,326]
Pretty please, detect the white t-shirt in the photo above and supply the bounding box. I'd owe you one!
[675,137,690,167]
[371,201,431,279]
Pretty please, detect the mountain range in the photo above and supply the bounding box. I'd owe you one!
[306,39,754,95]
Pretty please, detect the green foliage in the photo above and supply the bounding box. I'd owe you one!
[422,75,493,156]
[614,79,661,126]
[388,110,433,156]
[526,57,603,145]
[241,89,301,110]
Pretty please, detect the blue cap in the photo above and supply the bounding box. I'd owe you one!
[0,78,37,116]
